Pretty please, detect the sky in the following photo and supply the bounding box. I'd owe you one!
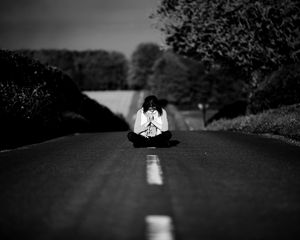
[0,0,163,57]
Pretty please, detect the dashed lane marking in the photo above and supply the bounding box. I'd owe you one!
[146,215,175,240]
[146,155,163,185]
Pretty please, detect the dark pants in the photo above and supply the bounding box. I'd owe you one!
[127,131,172,147]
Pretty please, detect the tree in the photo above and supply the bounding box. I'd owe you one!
[179,56,206,106]
[128,43,162,89]
[18,50,129,90]
[108,51,129,90]
[248,63,300,113]
[148,51,191,105]
[78,50,128,90]
[152,0,300,82]
[203,65,248,108]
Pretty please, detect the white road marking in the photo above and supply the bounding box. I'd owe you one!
[146,155,163,185]
[146,215,175,240]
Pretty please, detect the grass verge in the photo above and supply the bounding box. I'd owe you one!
[206,104,300,141]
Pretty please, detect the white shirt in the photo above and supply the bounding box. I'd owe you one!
[134,108,168,137]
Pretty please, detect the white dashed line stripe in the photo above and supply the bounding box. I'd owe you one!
[146,155,163,185]
[146,215,175,240]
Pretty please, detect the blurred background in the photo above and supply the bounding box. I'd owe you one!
[0,0,300,149]
[0,0,161,57]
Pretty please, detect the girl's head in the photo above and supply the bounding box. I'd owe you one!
[142,95,163,115]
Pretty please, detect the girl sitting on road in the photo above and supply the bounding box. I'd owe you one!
[127,95,172,148]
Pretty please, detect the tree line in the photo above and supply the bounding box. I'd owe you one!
[149,0,300,113]
[17,0,300,114]
[18,49,128,91]
[0,50,129,150]
[129,43,249,110]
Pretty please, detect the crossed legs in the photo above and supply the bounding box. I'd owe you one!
[127,131,172,147]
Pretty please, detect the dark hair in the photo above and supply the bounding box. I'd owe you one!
[142,95,163,116]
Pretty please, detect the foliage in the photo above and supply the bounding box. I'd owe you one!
[0,50,129,149]
[148,50,246,108]
[128,43,162,89]
[207,103,300,140]
[0,81,53,122]
[78,95,130,132]
[206,100,248,125]
[18,49,129,90]
[148,51,191,105]
[179,56,206,106]
[78,50,128,90]
[194,63,248,109]
[152,0,300,78]
[249,63,300,113]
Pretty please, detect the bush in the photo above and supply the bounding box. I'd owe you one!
[0,50,129,150]
[249,63,300,113]
[0,81,53,122]
[207,104,300,141]
[78,95,130,132]
[206,100,248,125]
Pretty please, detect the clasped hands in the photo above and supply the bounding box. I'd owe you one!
[146,112,157,124]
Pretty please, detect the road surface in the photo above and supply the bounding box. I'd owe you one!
[0,131,299,240]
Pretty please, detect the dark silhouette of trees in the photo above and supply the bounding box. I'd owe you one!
[148,51,191,105]
[128,43,162,89]
[18,49,129,90]
[0,50,129,149]
[152,0,300,81]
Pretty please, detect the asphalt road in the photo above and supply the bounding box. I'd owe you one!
[0,131,299,240]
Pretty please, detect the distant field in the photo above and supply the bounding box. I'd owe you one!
[84,90,143,129]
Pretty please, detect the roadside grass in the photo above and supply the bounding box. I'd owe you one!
[206,104,300,141]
